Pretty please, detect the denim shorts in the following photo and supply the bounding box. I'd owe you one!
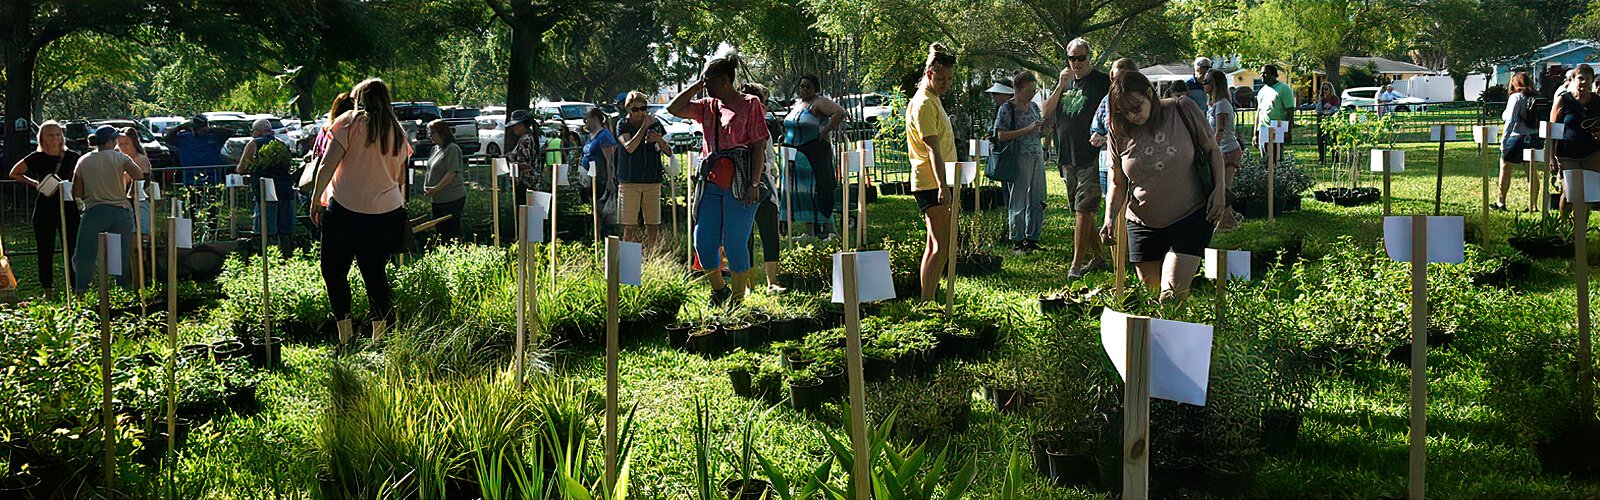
[1502,133,1543,164]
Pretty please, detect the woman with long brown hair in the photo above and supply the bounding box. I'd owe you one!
[311,78,412,345]
[1495,71,1541,210]
[7,121,81,299]
[1099,69,1228,300]
[906,42,957,301]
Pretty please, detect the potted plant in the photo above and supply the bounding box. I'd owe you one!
[720,414,774,500]
[786,369,826,412]
[1258,335,1315,454]
[776,341,813,371]
[722,349,760,398]
[1229,154,1312,217]
[666,321,695,349]
[686,323,727,355]
[1507,214,1575,259]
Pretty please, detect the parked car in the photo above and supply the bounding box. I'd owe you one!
[652,107,700,152]
[838,93,893,124]
[1341,87,1429,112]
[535,101,596,134]
[392,102,446,158]
[201,111,248,122]
[142,116,185,135]
[478,117,563,159]
[437,105,482,155]
[60,120,92,153]
[92,119,175,168]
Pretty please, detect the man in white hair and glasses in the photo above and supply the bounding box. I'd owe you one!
[1041,37,1109,278]
[237,118,297,257]
[1186,57,1212,108]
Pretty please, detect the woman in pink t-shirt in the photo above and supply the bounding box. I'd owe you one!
[310,78,413,346]
[666,51,770,307]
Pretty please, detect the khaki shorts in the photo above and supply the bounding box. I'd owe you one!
[619,183,662,225]
[1061,164,1101,213]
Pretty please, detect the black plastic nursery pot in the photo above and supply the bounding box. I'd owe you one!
[1038,294,1069,314]
[956,253,1004,275]
[1534,428,1600,479]
[1261,409,1303,454]
[1030,430,1098,487]
[1232,195,1303,219]
[781,348,814,371]
[817,368,846,397]
[685,326,728,355]
[768,316,800,342]
[665,322,694,349]
[722,322,754,348]
[722,478,774,500]
[728,369,754,398]
[179,342,213,361]
[248,336,285,369]
[227,381,260,412]
[1508,236,1575,259]
[788,378,826,412]
[210,339,247,361]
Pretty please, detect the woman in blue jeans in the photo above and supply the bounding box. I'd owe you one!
[666,51,771,307]
[994,70,1050,253]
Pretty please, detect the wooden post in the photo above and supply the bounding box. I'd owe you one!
[260,179,273,369]
[842,153,851,251]
[945,169,960,317]
[1122,315,1152,500]
[592,162,600,245]
[1479,133,1490,233]
[1408,214,1429,500]
[515,203,527,387]
[228,184,238,240]
[1383,151,1394,217]
[492,160,502,247]
[97,234,115,493]
[604,236,621,495]
[687,158,696,269]
[1542,139,1554,216]
[1435,133,1447,216]
[1574,174,1595,421]
[1267,141,1276,222]
[1529,158,1539,213]
[1215,250,1228,333]
[1114,204,1129,297]
[857,157,867,245]
[131,189,145,298]
[841,253,872,500]
[60,195,71,307]
[550,171,559,297]
[166,218,177,458]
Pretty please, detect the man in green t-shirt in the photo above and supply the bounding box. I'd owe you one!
[1254,64,1295,161]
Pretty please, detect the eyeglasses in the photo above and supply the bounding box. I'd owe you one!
[629,106,647,112]
[1067,55,1089,63]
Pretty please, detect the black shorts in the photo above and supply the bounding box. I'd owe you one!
[912,189,943,213]
[1126,209,1212,263]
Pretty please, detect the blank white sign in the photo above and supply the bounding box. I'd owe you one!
[261,178,278,202]
[1203,248,1251,280]
[226,174,245,188]
[1563,169,1600,203]
[1383,216,1465,264]
[667,155,681,178]
[1101,308,1214,406]
[105,233,123,276]
[1370,150,1406,173]
[944,162,978,185]
[175,218,194,249]
[1473,125,1500,145]
[557,163,570,186]
[147,181,161,201]
[522,205,546,243]
[608,239,643,287]
[842,151,861,174]
[1541,121,1566,139]
[59,181,73,201]
[493,158,511,176]
[1430,125,1457,142]
[1524,149,1546,162]
[831,251,896,304]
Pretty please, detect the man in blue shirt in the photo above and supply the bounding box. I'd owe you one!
[163,115,231,184]
[1185,57,1211,108]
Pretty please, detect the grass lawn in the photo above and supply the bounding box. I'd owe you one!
[3,139,1597,498]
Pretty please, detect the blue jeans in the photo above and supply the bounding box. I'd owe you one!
[74,204,134,292]
[694,182,758,274]
[1008,152,1046,242]
[252,183,298,237]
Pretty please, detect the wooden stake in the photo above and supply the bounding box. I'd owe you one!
[97,233,115,493]
[1383,151,1394,217]
[259,179,273,369]
[1574,173,1595,421]
[1122,315,1151,500]
[1215,250,1228,334]
[945,179,959,317]
[131,192,145,298]
[1408,214,1429,500]
[592,163,600,245]
[604,236,621,495]
[228,186,238,240]
[1435,135,1447,216]
[857,159,867,245]
[841,252,871,500]
[60,195,71,307]
[1114,204,1129,297]
[550,173,559,297]
[1480,138,1490,234]
[515,203,527,387]
[842,153,851,251]
[166,218,177,459]
[492,164,501,247]
[1267,141,1276,222]
[1529,160,1539,213]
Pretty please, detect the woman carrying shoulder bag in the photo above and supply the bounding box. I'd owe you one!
[993,70,1049,253]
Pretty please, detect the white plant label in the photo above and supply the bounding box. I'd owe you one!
[105,233,123,276]
[1203,248,1252,280]
[493,157,511,176]
[831,250,896,304]
[226,174,245,188]
[261,178,278,202]
[1371,150,1406,173]
[608,239,644,287]
[59,181,73,201]
[147,181,162,201]
[1562,169,1600,203]
[556,163,570,186]
[1541,121,1566,139]
[1100,308,1214,406]
[666,155,681,178]
[174,218,194,249]
[1429,125,1456,142]
[1524,148,1546,162]
[529,191,554,215]
[586,161,597,178]
[522,205,547,243]
[1383,216,1466,264]
[1473,125,1499,145]
[842,151,861,174]
[944,162,978,185]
